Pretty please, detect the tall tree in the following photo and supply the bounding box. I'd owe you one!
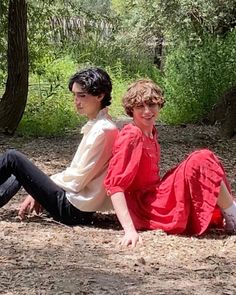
[0,0,28,134]
[0,0,8,80]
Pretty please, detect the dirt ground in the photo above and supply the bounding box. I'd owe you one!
[0,124,236,295]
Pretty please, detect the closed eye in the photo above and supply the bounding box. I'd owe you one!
[74,92,87,99]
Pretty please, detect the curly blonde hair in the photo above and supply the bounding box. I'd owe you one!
[122,79,165,117]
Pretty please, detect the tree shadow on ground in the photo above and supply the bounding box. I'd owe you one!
[0,208,121,230]
[0,208,232,239]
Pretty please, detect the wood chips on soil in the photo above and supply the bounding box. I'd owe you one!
[0,124,235,295]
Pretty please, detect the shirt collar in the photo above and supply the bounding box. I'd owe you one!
[81,108,109,134]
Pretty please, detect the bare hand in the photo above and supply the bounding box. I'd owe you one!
[119,230,143,248]
[18,195,43,220]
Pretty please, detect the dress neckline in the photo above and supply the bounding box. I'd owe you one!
[131,122,156,140]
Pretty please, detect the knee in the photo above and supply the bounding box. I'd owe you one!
[186,149,218,168]
[5,149,18,157]
[4,149,22,162]
[193,149,215,160]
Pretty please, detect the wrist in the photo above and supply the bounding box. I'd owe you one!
[124,223,137,233]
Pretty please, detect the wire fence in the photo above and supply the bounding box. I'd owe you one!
[0,82,67,99]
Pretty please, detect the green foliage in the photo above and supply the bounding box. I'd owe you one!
[17,92,83,137]
[27,0,70,72]
[161,30,236,124]
[109,60,163,119]
[108,62,132,118]
[0,0,8,74]
[30,55,76,89]
[17,55,162,136]
[111,0,126,15]
[111,0,236,125]
[70,0,111,15]
[2,0,236,136]
[159,0,236,38]
[17,56,81,137]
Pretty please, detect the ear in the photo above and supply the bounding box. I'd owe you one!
[96,93,105,102]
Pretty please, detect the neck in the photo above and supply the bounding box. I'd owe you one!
[133,120,153,137]
[143,129,154,138]
[87,108,102,120]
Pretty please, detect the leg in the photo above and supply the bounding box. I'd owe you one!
[0,175,21,207]
[0,149,65,216]
[184,149,236,234]
[217,181,234,209]
[217,181,236,233]
[183,149,231,234]
[0,150,93,224]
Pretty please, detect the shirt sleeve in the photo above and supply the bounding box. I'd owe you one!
[104,125,143,196]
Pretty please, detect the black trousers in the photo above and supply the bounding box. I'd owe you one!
[0,149,93,225]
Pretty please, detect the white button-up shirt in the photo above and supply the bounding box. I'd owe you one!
[51,108,118,212]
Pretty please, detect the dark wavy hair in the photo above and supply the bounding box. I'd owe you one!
[68,67,112,108]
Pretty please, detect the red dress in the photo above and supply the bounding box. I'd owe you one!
[104,124,230,235]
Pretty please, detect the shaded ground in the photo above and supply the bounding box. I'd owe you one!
[0,124,236,295]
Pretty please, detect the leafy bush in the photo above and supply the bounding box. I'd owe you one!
[17,93,84,137]
[161,30,236,124]
[109,60,163,119]
[18,56,83,137]
[17,54,163,137]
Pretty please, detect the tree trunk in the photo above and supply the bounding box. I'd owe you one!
[154,37,165,71]
[0,0,28,134]
[207,85,236,138]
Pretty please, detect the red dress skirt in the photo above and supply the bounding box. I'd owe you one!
[105,124,230,235]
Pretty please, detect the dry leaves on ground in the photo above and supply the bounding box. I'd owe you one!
[0,124,235,295]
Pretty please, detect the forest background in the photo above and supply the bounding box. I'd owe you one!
[0,2,236,293]
[0,0,236,137]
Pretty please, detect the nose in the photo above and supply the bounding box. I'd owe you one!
[74,96,81,105]
[144,105,151,113]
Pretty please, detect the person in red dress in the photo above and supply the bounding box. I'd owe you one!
[104,79,236,248]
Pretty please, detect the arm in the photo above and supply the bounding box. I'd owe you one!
[111,192,142,248]
[104,126,144,247]
[52,128,117,193]
[18,195,43,220]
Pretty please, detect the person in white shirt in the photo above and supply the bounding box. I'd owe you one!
[0,67,118,225]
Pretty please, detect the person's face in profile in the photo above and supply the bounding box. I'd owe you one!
[72,82,104,120]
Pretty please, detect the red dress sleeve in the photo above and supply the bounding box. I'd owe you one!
[104,124,143,196]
